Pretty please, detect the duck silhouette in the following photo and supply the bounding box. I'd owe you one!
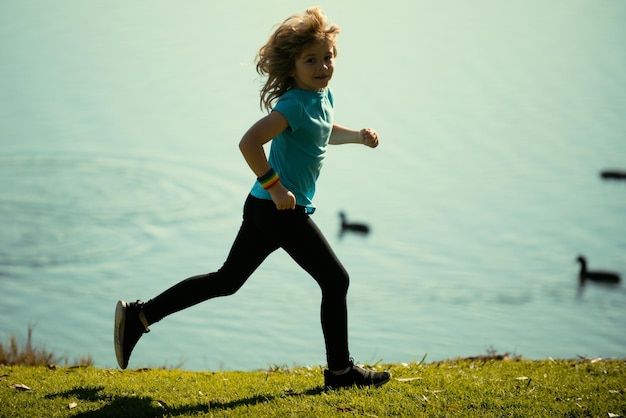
[576,256,621,285]
[600,169,626,180]
[339,212,370,235]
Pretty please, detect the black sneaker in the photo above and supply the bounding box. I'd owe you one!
[324,360,392,389]
[114,300,149,369]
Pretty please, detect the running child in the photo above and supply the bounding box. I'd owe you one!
[114,6,390,389]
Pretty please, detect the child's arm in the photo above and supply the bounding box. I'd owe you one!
[329,124,379,148]
[239,111,296,210]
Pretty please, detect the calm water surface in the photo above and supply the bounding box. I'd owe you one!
[1,0,625,370]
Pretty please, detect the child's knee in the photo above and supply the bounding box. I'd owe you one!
[328,269,349,294]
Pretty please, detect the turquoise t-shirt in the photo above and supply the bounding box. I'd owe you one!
[250,87,334,213]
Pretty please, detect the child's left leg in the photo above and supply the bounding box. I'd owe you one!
[269,214,351,370]
[256,208,391,387]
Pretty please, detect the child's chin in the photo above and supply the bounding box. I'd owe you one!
[315,79,330,88]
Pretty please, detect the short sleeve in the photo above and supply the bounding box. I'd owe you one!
[272,92,302,132]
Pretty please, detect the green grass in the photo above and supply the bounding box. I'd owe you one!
[1,329,625,416]
[1,358,625,417]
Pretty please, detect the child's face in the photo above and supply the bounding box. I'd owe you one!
[291,40,335,92]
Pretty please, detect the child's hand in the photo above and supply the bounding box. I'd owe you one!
[269,182,297,210]
[360,128,379,148]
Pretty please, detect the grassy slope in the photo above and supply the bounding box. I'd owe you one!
[1,358,625,417]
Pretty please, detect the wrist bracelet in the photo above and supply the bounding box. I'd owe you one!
[258,167,280,190]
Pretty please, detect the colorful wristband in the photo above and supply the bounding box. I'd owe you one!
[258,168,280,190]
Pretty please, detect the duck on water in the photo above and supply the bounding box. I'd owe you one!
[339,212,370,235]
[576,255,621,286]
[600,169,626,180]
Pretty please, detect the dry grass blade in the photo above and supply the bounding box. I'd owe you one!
[395,377,422,382]
[11,383,31,391]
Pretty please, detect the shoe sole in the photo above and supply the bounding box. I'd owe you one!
[325,372,392,389]
[114,300,127,369]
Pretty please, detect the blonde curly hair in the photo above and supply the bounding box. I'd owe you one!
[256,7,340,112]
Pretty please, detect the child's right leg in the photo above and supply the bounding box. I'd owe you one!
[114,196,278,369]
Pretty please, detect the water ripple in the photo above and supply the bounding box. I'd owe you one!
[0,155,230,268]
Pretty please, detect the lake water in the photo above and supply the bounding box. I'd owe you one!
[1,0,625,371]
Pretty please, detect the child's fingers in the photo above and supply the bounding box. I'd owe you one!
[360,128,379,148]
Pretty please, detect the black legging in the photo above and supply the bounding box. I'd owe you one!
[142,194,350,370]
